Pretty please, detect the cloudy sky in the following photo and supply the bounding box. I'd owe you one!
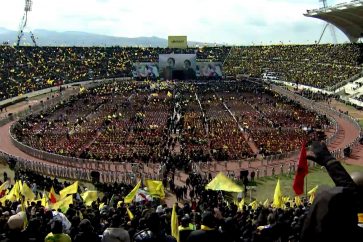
[0,0,352,44]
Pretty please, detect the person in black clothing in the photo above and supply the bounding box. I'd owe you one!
[301,141,363,242]
[74,219,100,242]
[133,212,176,242]
[187,211,222,242]
[179,216,194,242]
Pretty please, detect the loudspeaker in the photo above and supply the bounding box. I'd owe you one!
[240,170,249,179]
[90,171,100,183]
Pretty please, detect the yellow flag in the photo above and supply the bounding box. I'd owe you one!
[295,196,302,206]
[21,201,28,229]
[249,200,258,210]
[81,191,98,206]
[145,180,165,199]
[308,185,319,204]
[126,206,134,220]
[205,172,243,193]
[79,86,85,93]
[17,180,23,192]
[273,179,283,208]
[238,198,245,211]
[117,201,123,208]
[124,181,141,204]
[42,191,48,207]
[7,182,20,202]
[59,181,78,199]
[171,204,179,242]
[263,199,269,208]
[52,195,73,213]
[21,199,28,230]
[99,203,105,210]
[20,182,35,201]
[0,195,7,204]
[167,91,172,97]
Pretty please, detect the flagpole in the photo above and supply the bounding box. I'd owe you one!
[305,174,308,198]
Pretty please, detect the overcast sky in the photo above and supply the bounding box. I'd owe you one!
[0,0,352,44]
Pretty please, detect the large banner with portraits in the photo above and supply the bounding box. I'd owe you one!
[196,62,223,78]
[159,54,197,80]
[132,63,159,79]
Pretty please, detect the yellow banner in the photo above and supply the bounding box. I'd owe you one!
[168,36,187,49]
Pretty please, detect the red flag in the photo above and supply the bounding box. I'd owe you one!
[293,141,308,195]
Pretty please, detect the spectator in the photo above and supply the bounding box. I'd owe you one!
[301,141,363,242]
[45,220,72,242]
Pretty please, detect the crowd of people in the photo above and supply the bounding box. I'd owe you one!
[0,45,230,101]
[223,44,363,89]
[2,44,363,102]
[0,141,362,242]
[12,81,328,163]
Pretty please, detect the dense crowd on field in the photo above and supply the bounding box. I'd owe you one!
[223,44,363,89]
[0,168,309,242]
[12,81,328,163]
[1,44,363,102]
[1,139,363,242]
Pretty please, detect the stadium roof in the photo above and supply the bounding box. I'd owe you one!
[304,0,363,43]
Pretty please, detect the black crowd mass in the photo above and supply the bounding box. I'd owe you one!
[0,142,363,242]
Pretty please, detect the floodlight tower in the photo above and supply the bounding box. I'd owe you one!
[16,0,37,47]
[317,0,338,44]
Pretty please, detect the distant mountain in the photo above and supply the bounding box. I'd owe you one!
[0,28,215,47]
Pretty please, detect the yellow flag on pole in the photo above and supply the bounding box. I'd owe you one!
[21,199,28,229]
[20,182,35,201]
[171,203,179,242]
[7,181,20,202]
[124,181,141,203]
[263,199,269,208]
[59,181,78,199]
[238,198,245,211]
[273,179,283,208]
[295,196,302,206]
[308,185,319,204]
[126,206,134,220]
[249,200,258,210]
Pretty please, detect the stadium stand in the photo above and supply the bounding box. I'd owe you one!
[11,81,328,164]
[223,44,363,89]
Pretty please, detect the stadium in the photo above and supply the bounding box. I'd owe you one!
[0,0,363,241]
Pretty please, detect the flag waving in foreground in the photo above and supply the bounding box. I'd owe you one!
[205,172,243,193]
[59,181,79,199]
[293,142,308,195]
[145,180,165,199]
[124,181,141,203]
[171,203,179,242]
